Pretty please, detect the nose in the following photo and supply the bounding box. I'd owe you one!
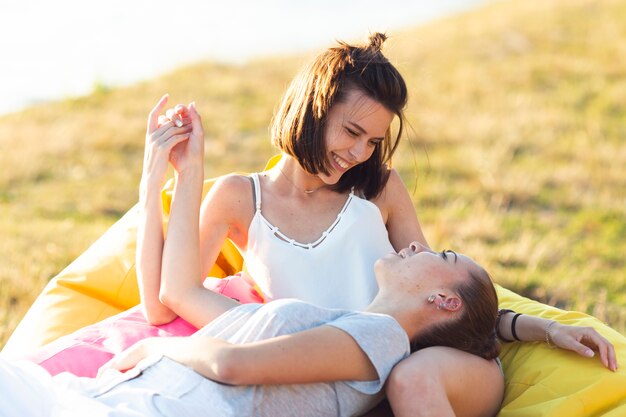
[409,241,432,254]
[349,139,371,163]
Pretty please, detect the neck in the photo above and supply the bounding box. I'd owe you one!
[276,155,328,195]
[364,291,431,343]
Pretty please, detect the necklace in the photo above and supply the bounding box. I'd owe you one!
[278,167,326,194]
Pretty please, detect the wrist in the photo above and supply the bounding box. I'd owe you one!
[496,309,516,342]
[545,321,558,348]
[175,164,204,182]
[139,181,164,205]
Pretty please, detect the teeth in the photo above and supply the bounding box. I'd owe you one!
[333,154,350,169]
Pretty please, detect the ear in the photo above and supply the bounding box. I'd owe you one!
[440,295,462,312]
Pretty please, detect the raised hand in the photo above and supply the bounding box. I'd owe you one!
[549,322,618,371]
[141,94,194,190]
[167,102,204,175]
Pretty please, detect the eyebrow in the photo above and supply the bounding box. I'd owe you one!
[347,121,385,141]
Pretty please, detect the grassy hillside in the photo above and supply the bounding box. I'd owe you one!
[390,0,626,324]
[1,0,624,348]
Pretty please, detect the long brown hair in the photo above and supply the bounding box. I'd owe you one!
[412,265,501,360]
[271,32,407,199]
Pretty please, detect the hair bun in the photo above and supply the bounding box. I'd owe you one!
[368,32,388,51]
[482,330,502,360]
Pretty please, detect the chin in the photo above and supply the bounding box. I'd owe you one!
[319,172,342,186]
[375,253,398,270]
[373,259,385,277]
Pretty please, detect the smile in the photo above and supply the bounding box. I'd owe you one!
[332,153,351,170]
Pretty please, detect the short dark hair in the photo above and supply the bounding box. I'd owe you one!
[411,265,501,360]
[271,32,408,199]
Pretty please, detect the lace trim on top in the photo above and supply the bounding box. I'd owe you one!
[251,173,355,250]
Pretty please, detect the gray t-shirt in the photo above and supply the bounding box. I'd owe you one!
[82,299,410,417]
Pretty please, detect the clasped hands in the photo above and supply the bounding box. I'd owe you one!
[142,94,205,190]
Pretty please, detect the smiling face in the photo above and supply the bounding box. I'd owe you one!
[270,36,407,198]
[318,89,394,185]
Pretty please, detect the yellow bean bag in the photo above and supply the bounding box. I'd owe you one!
[496,286,626,416]
[2,166,625,416]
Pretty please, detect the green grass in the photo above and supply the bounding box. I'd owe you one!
[1,0,625,347]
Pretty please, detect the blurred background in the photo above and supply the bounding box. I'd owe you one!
[0,0,485,115]
[0,0,624,348]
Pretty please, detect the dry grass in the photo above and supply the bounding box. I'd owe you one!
[1,0,625,347]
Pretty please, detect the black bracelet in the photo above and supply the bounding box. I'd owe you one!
[511,313,523,341]
[496,309,515,343]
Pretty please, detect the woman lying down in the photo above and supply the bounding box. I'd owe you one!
[1,244,504,417]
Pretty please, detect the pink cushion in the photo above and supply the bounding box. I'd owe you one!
[22,274,264,377]
[203,272,267,304]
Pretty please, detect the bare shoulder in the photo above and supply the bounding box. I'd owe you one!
[207,173,255,201]
[202,173,255,219]
[200,173,256,247]
[212,173,253,193]
[371,168,410,209]
[384,168,408,194]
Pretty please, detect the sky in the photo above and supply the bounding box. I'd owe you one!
[0,0,487,115]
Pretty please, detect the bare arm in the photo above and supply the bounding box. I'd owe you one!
[374,168,429,251]
[103,325,377,385]
[219,325,377,385]
[136,95,194,325]
[136,180,178,325]
[158,172,241,328]
[157,105,241,329]
[135,100,252,329]
[197,174,253,281]
[158,174,252,328]
[498,311,618,371]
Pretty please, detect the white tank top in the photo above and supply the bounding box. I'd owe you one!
[244,173,395,310]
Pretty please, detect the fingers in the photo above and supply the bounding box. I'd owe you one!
[166,104,189,127]
[154,132,191,153]
[582,329,618,372]
[158,115,168,128]
[166,108,184,127]
[152,117,192,142]
[553,324,619,372]
[189,101,199,117]
[104,353,134,374]
[97,354,126,377]
[148,94,169,132]
[607,340,618,372]
[146,97,198,151]
[100,340,151,375]
[144,124,192,175]
[566,327,619,372]
[174,103,187,116]
[570,337,596,358]
[189,102,204,133]
[149,96,192,130]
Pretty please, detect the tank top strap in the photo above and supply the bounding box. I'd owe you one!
[250,173,262,212]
